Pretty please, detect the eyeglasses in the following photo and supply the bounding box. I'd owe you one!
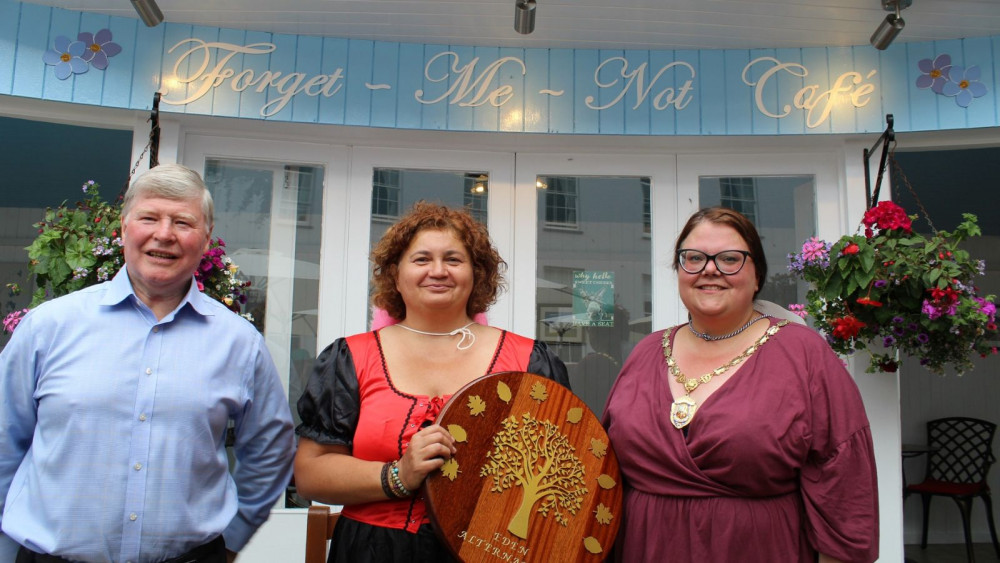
[677,249,751,275]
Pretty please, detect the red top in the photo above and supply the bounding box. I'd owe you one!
[342,329,536,532]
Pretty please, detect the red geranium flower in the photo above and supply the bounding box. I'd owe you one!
[831,315,866,340]
[856,297,883,307]
[841,242,860,255]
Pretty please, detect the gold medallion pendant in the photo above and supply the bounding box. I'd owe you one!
[670,396,697,429]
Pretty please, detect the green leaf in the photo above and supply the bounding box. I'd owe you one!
[64,237,97,270]
[846,275,859,297]
[859,247,876,273]
[824,274,843,302]
[928,268,942,285]
[853,269,875,292]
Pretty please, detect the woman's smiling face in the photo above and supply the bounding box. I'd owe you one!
[394,228,474,317]
[676,221,758,319]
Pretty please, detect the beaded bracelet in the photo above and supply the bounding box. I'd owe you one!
[388,460,413,498]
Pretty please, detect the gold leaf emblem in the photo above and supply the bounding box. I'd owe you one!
[594,503,614,525]
[597,474,617,489]
[589,438,607,458]
[566,407,583,424]
[497,381,512,403]
[440,458,461,481]
[583,536,603,554]
[467,395,486,416]
[447,424,467,442]
[529,382,548,402]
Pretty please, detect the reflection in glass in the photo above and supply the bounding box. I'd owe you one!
[203,159,323,433]
[698,175,816,312]
[367,168,489,327]
[536,175,651,417]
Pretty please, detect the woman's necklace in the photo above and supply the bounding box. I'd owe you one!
[688,313,767,341]
[663,320,787,429]
[396,321,476,350]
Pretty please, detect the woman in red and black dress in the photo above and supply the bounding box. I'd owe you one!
[294,202,568,562]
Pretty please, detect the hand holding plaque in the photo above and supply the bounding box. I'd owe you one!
[425,371,621,562]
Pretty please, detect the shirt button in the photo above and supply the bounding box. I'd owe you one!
[139,414,147,422]
[134,463,142,471]
[152,327,159,333]
[410,424,415,428]
[129,513,137,521]
[145,368,152,375]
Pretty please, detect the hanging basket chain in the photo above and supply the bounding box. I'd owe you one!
[117,123,155,202]
[888,149,937,234]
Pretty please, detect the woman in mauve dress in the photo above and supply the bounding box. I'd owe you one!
[293,202,569,562]
[603,207,879,562]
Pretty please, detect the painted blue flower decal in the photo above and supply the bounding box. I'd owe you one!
[916,54,990,108]
[915,54,951,94]
[42,35,89,80]
[77,29,121,70]
[941,65,988,108]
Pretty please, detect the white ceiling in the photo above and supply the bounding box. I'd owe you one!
[22,0,1000,51]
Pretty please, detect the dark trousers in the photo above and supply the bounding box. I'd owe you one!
[16,536,227,563]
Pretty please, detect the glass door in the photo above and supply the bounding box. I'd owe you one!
[342,148,514,336]
[184,136,349,431]
[512,153,678,416]
[677,153,843,318]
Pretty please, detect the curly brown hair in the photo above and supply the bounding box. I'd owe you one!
[370,201,506,320]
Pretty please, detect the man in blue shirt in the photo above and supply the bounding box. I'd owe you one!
[0,164,296,562]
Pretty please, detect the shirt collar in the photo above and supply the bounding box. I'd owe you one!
[100,267,216,318]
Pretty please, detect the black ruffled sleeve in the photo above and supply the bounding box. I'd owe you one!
[527,339,571,391]
[295,338,361,446]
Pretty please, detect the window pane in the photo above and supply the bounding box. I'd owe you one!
[699,175,815,310]
[536,175,651,417]
[1,117,131,350]
[203,159,323,438]
[368,168,490,327]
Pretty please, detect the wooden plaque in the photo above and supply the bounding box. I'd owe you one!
[425,371,622,562]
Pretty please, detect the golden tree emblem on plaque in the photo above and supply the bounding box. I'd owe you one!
[480,412,588,539]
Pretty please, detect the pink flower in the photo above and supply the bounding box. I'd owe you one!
[800,237,828,261]
[787,303,808,319]
[2,308,30,334]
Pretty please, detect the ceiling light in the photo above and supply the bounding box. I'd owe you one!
[131,0,164,27]
[870,0,910,50]
[514,0,536,35]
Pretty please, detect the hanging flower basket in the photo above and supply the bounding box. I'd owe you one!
[788,199,998,375]
[3,181,251,334]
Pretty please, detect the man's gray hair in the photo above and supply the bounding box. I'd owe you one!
[122,163,214,229]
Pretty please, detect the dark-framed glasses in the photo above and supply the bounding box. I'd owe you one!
[677,249,751,275]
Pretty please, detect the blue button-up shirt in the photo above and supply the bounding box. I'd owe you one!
[0,269,295,562]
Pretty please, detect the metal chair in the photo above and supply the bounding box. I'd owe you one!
[905,417,1000,562]
[304,504,340,563]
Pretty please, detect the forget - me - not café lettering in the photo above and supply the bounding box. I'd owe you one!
[159,39,878,127]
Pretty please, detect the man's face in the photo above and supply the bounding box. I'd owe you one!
[121,195,211,305]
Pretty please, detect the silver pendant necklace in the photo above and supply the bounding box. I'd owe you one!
[687,314,767,341]
[396,321,476,350]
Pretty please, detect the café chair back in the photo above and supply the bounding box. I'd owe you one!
[905,416,1000,562]
[304,504,340,563]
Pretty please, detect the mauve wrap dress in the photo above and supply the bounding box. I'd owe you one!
[603,318,879,562]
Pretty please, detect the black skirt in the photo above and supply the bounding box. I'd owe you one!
[329,515,459,563]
